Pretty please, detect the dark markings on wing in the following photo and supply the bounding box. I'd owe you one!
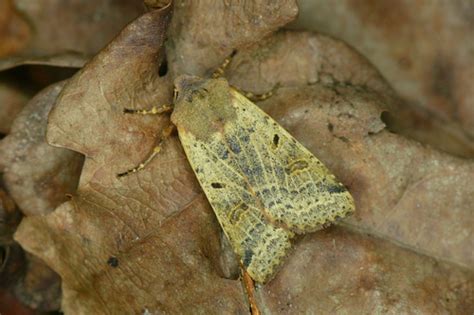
[175,88,354,282]
[243,249,254,267]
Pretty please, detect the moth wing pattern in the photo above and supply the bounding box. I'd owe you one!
[175,81,354,282]
[228,90,355,233]
[177,119,294,283]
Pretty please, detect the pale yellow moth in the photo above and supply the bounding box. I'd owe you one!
[120,71,355,283]
[169,75,355,283]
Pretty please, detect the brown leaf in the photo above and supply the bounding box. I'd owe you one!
[0,66,80,136]
[0,288,36,315]
[0,81,77,311]
[167,0,298,76]
[12,2,473,314]
[0,239,24,288]
[13,253,61,311]
[0,0,30,60]
[0,241,61,312]
[291,0,474,156]
[15,5,250,314]
[0,78,29,134]
[240,32,474,270]
[259,227,474,314]
[0,81,84,216]
[0,0,145,70]
[0,188,21,244]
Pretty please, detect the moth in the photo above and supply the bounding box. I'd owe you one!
[119,64,355,283]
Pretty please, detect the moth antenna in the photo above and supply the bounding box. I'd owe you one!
[212,50,238,78]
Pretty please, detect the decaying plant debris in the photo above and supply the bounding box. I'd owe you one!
[0,0,145,71]
[292,0,474,156]
[0,1,472,314]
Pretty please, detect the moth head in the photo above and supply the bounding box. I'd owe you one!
[174,75,230,107]
[171,75,235,137]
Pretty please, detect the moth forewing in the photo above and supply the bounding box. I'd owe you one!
[228,91,355,233]
[171,75,355,282]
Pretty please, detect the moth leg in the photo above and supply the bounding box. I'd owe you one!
[117,124,175,177]
[211,50,278,101]
[239,89,273,102]
[123,104,174,115]
[235,83,280,102]
[212,50,237,78]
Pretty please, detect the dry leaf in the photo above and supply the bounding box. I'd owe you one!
[0,81,84,216]
[230,31,473,269]
[11,2,473,314]
[167,0,298,76]
[0,78,29,134]
[259,226,473,314]
[0,81,80,311]
[0,188,20,244]
[291,0,474,156]
[14,5,250,313]
[0,0,145,70]
[0,0,30,60]
[12,253,61,311]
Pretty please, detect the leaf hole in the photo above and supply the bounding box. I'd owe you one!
[158,58,168,77]
[380,110,397,134]
[107,256,119,267]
